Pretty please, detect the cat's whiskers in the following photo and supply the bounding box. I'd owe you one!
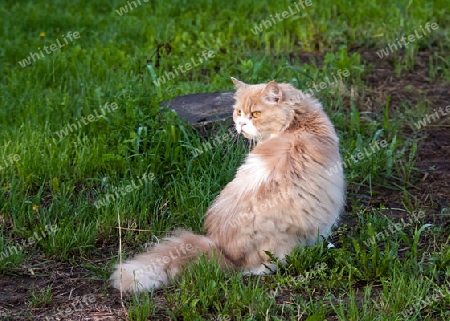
[247,137,257,149]
[229,131,240,145]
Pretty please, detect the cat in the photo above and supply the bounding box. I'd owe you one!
[110,77,345,293]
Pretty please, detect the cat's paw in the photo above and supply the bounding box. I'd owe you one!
[242,263,278,275]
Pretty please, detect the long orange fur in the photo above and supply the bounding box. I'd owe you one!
[110,78,345,293]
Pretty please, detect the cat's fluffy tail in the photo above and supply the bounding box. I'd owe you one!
[110,230,228,293]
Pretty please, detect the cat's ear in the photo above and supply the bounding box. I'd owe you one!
[261,80,282,105]
[231,77,247,90]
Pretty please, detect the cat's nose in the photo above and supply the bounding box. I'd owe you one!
[239,121,246,127]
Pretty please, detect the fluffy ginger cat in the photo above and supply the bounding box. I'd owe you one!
[110,77,345,293]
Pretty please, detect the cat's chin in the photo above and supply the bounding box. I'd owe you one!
[237,128,252,139]
[241,132,251,139]
[242,132,260,141]
[238,128,266,141]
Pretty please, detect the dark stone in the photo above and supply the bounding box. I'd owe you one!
[161,92,235,125]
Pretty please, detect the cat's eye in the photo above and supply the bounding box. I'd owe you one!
[236,109,242,116]
[252,111,261,118]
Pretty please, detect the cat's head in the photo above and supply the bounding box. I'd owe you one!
[231,78,290,142]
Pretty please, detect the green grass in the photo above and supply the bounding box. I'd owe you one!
[29,285,53,308]
[1,0,450,320]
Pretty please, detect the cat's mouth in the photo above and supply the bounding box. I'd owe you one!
[241,131,253,139]
[239,127,249,135]
[237,125,256,139]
